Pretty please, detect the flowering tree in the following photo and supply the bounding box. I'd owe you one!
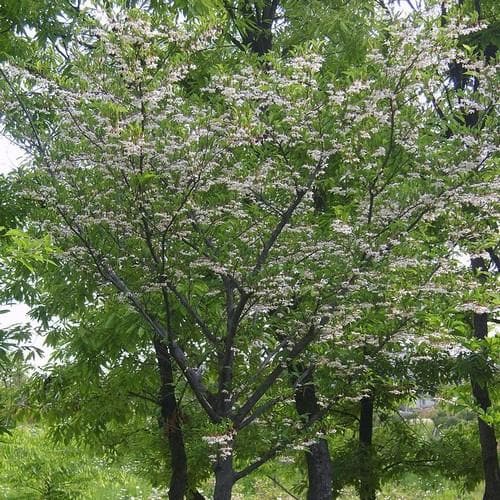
[278,13,499,498]
[438,2,500,497]
[1,6,498,499]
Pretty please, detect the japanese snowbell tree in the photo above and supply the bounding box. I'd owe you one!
[0,9,498,498]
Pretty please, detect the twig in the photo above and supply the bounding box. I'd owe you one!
[264,474,300,500]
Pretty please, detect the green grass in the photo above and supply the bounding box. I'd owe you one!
[338,483,483,500]
[0,426,158,499]
[0,427,486,499]
[230,471,485,500]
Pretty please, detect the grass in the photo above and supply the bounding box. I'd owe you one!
[0,426,486,499]
[231,472,485,500]
[0,426,158,499]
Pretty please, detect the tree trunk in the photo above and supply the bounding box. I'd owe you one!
[237,4,334,497]
[154,337,189,500]
[358,395,376,500]
[445,0,500,491]
[189,490,206,500]
[305,439,333,500]
[470,257,500,500]
[213,448,235,500]
[233,0,277,56]
[291,363,333,500]
[473,381,500,500]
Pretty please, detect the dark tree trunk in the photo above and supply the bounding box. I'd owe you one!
[189,490,206,500]
[235,4,335,495]
[305,439,333,500]
[291,363,333,500]
[444,0,500,492]
[234,0,277,56]
[154,337,189,500]
[358,395,376,500]
[470,257,500,500]
[472,381,500,500]
[213,449,235,500]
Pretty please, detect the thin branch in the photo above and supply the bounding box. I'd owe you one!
[128,390,159,405]
[102,266,220,422]
[252,160,322,276]
[163,282,218,345]
[233,323,317,425]
[235,445,280,480]
[382,458,438,473]
[264,475,300,500]
[238,397,282,429]
[235,385,339,481]
[0,67,47,157]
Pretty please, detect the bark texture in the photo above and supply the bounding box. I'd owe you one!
[154,337,189,500]
[214,451,235,500]
[470,258,500,500]
[305,439,334,500]
[292,364,334,500]
[359,395,376,500]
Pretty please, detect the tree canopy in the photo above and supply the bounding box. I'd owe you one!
[0,1,498,499]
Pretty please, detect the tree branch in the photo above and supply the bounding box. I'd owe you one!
[101,266,220,422]
[163,281,218,345]
[233,324,317,425]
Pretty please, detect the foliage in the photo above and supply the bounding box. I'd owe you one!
[0,425,158,499]
[0,0,498,497]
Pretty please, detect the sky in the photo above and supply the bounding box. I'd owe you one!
[0,135,25,175]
